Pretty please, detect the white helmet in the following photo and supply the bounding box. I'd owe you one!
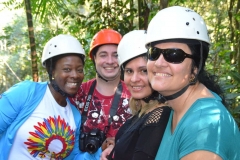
[118,30,147,67]
[41,34,85,67]
[146,6,210,47]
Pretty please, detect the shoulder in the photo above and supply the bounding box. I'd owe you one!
[0,81,48,109]
[2,80,47,95]
[180,99,239,148]
[149,106,171,117]
[144,106,171,126]
[191,98,233,128]
[80,79,96,90]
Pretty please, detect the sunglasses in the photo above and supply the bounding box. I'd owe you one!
[147,47,194,64]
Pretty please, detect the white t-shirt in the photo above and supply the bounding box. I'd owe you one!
[9,86,76,160]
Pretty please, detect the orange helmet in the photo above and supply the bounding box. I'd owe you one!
[89,29,122,60]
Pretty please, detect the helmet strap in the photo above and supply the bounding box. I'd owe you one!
[96,69,120,82]
[158,84,190,103]
[50,80,74,97]
[142,91,159,103]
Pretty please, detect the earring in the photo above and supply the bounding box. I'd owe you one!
[189,76,197,84]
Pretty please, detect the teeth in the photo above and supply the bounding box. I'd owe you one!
[105,67,114,70]
[155,73,170,77]
[67,82,77,86]
[132,86,142,89]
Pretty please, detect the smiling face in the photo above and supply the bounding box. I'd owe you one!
[94,44,120,80]
[124,56,152,99]
[52,54,84,95]
[147,42,193,96]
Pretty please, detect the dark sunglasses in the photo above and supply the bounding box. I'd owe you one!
[147,47,194,64]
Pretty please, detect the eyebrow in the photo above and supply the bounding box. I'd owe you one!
[125,66,147,70]
[98,51,117,54]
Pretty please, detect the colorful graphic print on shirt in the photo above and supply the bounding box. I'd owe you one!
[24,115,75,159]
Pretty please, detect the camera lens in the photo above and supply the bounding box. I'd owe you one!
[86,140,98,154]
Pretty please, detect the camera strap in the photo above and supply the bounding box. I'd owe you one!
[81,80,123,130]
[81,80,96,125]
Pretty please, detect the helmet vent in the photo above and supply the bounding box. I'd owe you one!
[193,18,195,21]
[197,31,199,34]
[186,22,189,26]
[54,45,57,47]
[49,52,51,54]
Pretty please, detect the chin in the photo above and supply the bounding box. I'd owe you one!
[151,83,163,92]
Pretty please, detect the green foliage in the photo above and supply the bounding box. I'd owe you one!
[1,0,240,126]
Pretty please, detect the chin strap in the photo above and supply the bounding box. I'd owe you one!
[96,70,120,82]
[97,72,108,82]
[142,91,159,103]
[157,85,190,103]
[51,81,74,98]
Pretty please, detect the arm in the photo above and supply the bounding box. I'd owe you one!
[101,145,114,160]
[181,151,222,160]
[101,137,115,151]
[0,81,39,134]
[177,100,240,160]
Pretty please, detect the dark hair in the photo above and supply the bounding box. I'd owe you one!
[91,46,100,60]
[122,53,148,69]
[187,41,227,107]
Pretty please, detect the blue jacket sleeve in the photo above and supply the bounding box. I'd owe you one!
[0,81,46,135]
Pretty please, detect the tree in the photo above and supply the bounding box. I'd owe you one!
[24,0,38,82]
[1,0,240,126]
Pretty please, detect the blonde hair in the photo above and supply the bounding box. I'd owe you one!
[129,97,160,117]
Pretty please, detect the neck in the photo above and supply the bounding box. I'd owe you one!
[169,83,199,133]
[95,76,120,96]
[48,83,67,107]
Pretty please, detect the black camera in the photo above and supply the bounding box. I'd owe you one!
[79,128,106,154]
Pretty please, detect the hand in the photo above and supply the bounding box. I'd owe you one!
[100,145,114,160]
[101,137,115,151]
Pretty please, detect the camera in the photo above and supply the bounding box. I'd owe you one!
[79,128,106,154]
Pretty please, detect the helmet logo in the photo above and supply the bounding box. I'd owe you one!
[185,9,194,12]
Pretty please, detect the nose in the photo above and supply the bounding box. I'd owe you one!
[106,55,115,64]
[131,72,140,82]
[71,70,79,79]
[155,54,168,67]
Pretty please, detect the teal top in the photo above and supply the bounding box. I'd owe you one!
[155,92,240,160]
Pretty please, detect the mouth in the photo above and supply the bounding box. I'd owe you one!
[66,82,79,88]
[131,86,144,91]
[154,72,171,77]
[104,66,118,70]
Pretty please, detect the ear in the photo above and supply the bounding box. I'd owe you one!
[193,66,198,75]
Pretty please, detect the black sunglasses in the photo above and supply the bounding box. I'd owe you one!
[147,47,194,64]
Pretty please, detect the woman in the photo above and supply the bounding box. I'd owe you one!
[101,30,171,160]
[0,34,90,159]
[146,6,240,160]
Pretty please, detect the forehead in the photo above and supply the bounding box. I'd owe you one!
[56,54,83,65]
[155,42,188,49]
[125,56,147,68]
[155,42,191,53]
[97,44,118,54]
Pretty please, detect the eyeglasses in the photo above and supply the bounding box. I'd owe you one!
[147,47,194,64]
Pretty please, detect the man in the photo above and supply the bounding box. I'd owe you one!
[70,29,131,157]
